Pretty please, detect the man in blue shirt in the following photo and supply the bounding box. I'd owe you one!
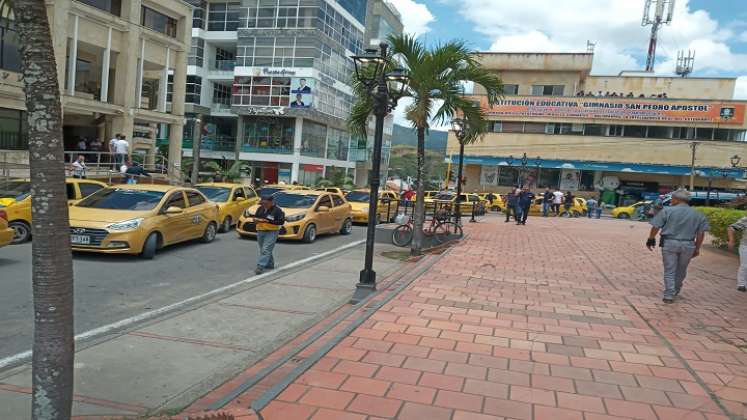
[504,187,518,223]
[517,187,535,225]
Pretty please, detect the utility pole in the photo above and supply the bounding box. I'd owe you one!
[689,141,698,191]
[191,115,204,185]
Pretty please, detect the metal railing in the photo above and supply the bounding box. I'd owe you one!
[62,151,168,183]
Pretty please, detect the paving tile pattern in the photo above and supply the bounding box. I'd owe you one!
[249,216,747,419]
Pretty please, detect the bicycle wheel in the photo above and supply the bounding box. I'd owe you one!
[392,224,413,247]
[434,221,463,243]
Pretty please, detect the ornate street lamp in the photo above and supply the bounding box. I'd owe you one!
[451,118,468,223]
[518,152,529,187]
[350,43,409,304]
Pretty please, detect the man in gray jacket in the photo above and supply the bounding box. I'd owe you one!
[646,189,709,303]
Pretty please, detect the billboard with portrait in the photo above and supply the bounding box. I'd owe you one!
[480,166,498,185]
[559,169,580,191]
[289,77,314,108]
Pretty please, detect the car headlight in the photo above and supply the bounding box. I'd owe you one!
[106,217,144,231]
[286,213,306,222]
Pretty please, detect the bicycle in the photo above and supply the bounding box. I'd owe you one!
[392,208,463,247]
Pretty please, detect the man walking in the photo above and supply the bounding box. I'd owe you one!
[504,187,518,223]
[542,187,553,217]
[646,189,709,303]
[71,154,87,179]
[586,196,602,219]
[552,188,563,216]
[114,135,129,167]
[517,187,535,225]
[254,195,285,274]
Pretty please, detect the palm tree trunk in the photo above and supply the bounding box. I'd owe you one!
[14,0,75,418]
[410,126,426,256]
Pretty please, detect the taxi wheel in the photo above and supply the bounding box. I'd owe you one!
[617,213,630,219]
[9,221,31,244]
[340,218,353,235]
[303,224,317,243]
[140,233,159,259]
[220,216,232,233]
[201,222,217,243]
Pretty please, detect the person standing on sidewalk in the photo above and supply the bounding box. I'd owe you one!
[552,188,563,216]
[727,215,747,292]
[254,195,285,275]
[542,187,553,217]
[586,196,601,219]
[646,189,709,303]
[504,187,518,223]
[563,191,575,217]
[517,187,535,225]
[71,154,87,179]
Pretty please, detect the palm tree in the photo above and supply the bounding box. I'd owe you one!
[204,160,251,182]
[349,35,502,255]
[8,0,75,418]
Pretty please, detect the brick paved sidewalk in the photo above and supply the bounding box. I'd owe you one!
[199,215,747,420]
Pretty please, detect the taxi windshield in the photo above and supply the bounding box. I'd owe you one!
[76,188,165,210]
[196,186,231,202]
[345,191,370,202]
[257,187,283,197]
[434,193,454,200]
[0,181,31,200]
[273,193,318,208]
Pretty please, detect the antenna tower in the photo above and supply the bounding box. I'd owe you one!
[642,0,675,72]
[586,40,596,53]
[675,50,695,77]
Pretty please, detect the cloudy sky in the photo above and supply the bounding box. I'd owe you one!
[386,0,747,101]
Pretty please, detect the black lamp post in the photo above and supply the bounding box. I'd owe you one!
[518,152,529,187]
[350,43,409,304]
[451,118,468,224]
[505,155,515,186]
[534,156,542,188]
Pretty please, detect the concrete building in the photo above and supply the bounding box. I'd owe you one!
[182,0,402,187]
[448,52,747,205]
[0,0,192,181]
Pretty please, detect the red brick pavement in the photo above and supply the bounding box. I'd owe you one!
[194,216,747,420]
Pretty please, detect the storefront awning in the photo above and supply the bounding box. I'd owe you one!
[447,155,747,179]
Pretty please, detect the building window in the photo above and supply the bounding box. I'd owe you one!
[301,120,327,158]
[0,108,26,150]
[242,117,294,154]
[0,17,20,72]
[166,74,173,102]
[583,124,605,136]
[498,167,518,187]
[141,6,177,37]
[189,0,207,29]
[77,0,122,16]
[213,83,231,105]
[523,122,545,134]
[213,46,235,70]
[232,76,290,107]
[624,125,646,138]
[538,168,560,189]
[530,85,564,96]
[208,2,240,31]
[189,38,204,67]
[326,127,349,161]
[502,84,519,95]
[501,122,523,133]
[186,75,201,103]
[608,125,624,136]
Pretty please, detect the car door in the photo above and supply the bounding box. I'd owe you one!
[77,181,105,200]
[244,186,259,206]
[185,190,210,239]
[159,191,190,244]
[314,194,335,233]
[331,194,348,228]
[230,186,249,222]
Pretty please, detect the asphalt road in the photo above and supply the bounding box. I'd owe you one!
[0,226,366,361]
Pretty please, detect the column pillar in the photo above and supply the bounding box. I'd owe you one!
[291,117,303,183]
[159,47,170,113]
[234,116,244,162]
[136,38,146,108]
[66,14,79,96]
[168,49,187,184]
[100,27,112,102]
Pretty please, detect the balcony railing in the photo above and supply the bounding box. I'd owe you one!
[183,137,294,154]
[211,60,236,71]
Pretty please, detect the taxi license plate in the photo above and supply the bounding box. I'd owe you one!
[71,234,90,245]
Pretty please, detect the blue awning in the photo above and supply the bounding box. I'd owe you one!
[447,156,747,179]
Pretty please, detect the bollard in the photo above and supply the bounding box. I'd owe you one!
[470,201,477,223]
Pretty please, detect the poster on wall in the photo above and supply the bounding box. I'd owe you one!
[480,166,498,185]
[559,169,580,191]
[290,78,314,108]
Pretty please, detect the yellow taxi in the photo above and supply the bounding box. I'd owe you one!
[477,192,505,212]
[256,184,309,198]
[317,187,346,196]
[611,201,650,219]
[430,192,487,215]
[346,189,400,224]
[236,190,352,243]
[0,177,108,244]
[0,209,13,248]
[196,182,259,232]
[528,195,586,217]
[68,184,219,259]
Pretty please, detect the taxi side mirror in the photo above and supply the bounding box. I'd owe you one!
[317,206,330,213]
[235,196,245,202]
[165,206,183,215]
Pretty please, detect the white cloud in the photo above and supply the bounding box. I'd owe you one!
[451,0,747,80]
[387,0,435,36]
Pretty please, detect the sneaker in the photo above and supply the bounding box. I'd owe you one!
[255,267,264,275]
[738,286,746,292]
[662,297,674,304]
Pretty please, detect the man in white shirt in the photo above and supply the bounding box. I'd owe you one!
[552,189,564,216]
[114,136,129,168]
[109,134,120,169]
[71,155,87,179]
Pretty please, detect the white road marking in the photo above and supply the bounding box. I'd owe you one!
[0,239,366,371]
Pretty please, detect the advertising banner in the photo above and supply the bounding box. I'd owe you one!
[480,166,498,185]
[559,169,580,191]
[290,77,314,108]
[479,96,746,125]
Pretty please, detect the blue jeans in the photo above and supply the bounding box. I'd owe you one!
[514,204,523,222]
[594,208,602,219]
[661,240,695,299]
[256,230,279,269]
[542,201,551,217]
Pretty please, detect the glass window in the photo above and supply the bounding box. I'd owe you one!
[78,0,122,16]
[0,107,26,150]
[246,187,257,198]
[79,182,104,197]
[208,2,240,31]
[317,194,332,209]
[584,124,605,136]
[332,195,344,206]
[539,168,560,189]
[502,84,519,95]
[501,122,523,133]
[531,85,564,96]
[647,126,670,139]
[301,120,327,158]
[189,0,207,29]
[345,191,369,202]
[233,187,246,199]
[242,117,295,154]
[498,167,519,186]
[696,127,714,140]
[189,38,204,67]
[66,183,76,200]
[0,18,19,72]
[141,6,177,37]
[273,192,318,208]
[164,191,187,209]
[77,189,166,210]
[187,191,206,206]
[186,75,201,104]
[523,122,545,134]
[196,186,230,202]
[625,125,646,138]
